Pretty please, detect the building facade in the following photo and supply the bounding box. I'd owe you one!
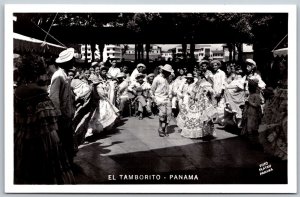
[161,50,173,61]
[80,44,100,63]
[123,44,162,62]
[80,44,122,62]
[174,44,218,61]
[103,44,122,62]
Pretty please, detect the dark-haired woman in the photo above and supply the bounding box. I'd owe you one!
[14,55,75,184]
[85,67,119,138]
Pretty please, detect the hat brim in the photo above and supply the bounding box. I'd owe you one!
[246,62,256,67]
[199,60,209,65]
[56,56,73,63]
[162,68,173,73]
[211,60,221,65]
[56,48,75,64]
[91,62,98,67]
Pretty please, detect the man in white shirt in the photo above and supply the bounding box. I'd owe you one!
[210,60,227,125]
[107,59,121,80]
[151,64,173,137]
[49,48,76,165]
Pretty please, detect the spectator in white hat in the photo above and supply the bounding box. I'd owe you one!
[146,73,155,86]
[130,63,146,83]
[151,64,173,137]
[49,48,76,165]
[128,73,152,120]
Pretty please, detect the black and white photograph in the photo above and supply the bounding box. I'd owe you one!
[4,4,297,193]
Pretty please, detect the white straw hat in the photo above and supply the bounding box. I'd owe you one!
[56,48,75,64]
[91,62,98,67]
[137,63,146,69]
[245,59,256,67]
[185,73,194,78]
[161,64,173,73]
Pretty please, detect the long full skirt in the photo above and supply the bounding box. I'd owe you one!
[87,98,119,136]
[177,96,217,138]
[14,100,75,184]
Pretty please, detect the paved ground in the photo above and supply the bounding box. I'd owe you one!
[73,116,287,184]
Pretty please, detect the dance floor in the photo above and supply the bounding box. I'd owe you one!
[74,116,287,184]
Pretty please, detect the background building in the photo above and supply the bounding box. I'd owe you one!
[161,49,173,61]
[172,44,226,61]
[241,44,254,61]
[103,44,122,62]
[80,43,253,63]
[80,44,122,62]
[80,44,100,63]
[122,44,162,62]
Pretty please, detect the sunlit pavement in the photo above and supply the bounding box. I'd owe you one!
[73,116,287,184]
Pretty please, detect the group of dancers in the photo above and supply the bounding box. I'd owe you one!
[13,47,287,184]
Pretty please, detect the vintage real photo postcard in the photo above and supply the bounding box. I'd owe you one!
[4,4,297,193]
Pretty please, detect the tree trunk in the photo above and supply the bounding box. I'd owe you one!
[122,44,128,56]
[236,43,243,64]
[135,44,137,63]
[141,44,144,61]
[91,43,95,62]
[137,44,141,61]
[190,43,195,61]
[85,43,88,65]
[228,43,233,62]
[233,43,236,62]
[182,43,187,61]
[98,43,105,62]
[146,43,150,64]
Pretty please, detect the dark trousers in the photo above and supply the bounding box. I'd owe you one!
[57,116,75,165]
[119,97,129,114]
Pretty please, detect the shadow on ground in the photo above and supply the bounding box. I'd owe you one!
[74,136,287,184]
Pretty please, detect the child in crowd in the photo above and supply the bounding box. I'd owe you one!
[241,78,262,145]
[81,69,90,84]
[177,73,195,110]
